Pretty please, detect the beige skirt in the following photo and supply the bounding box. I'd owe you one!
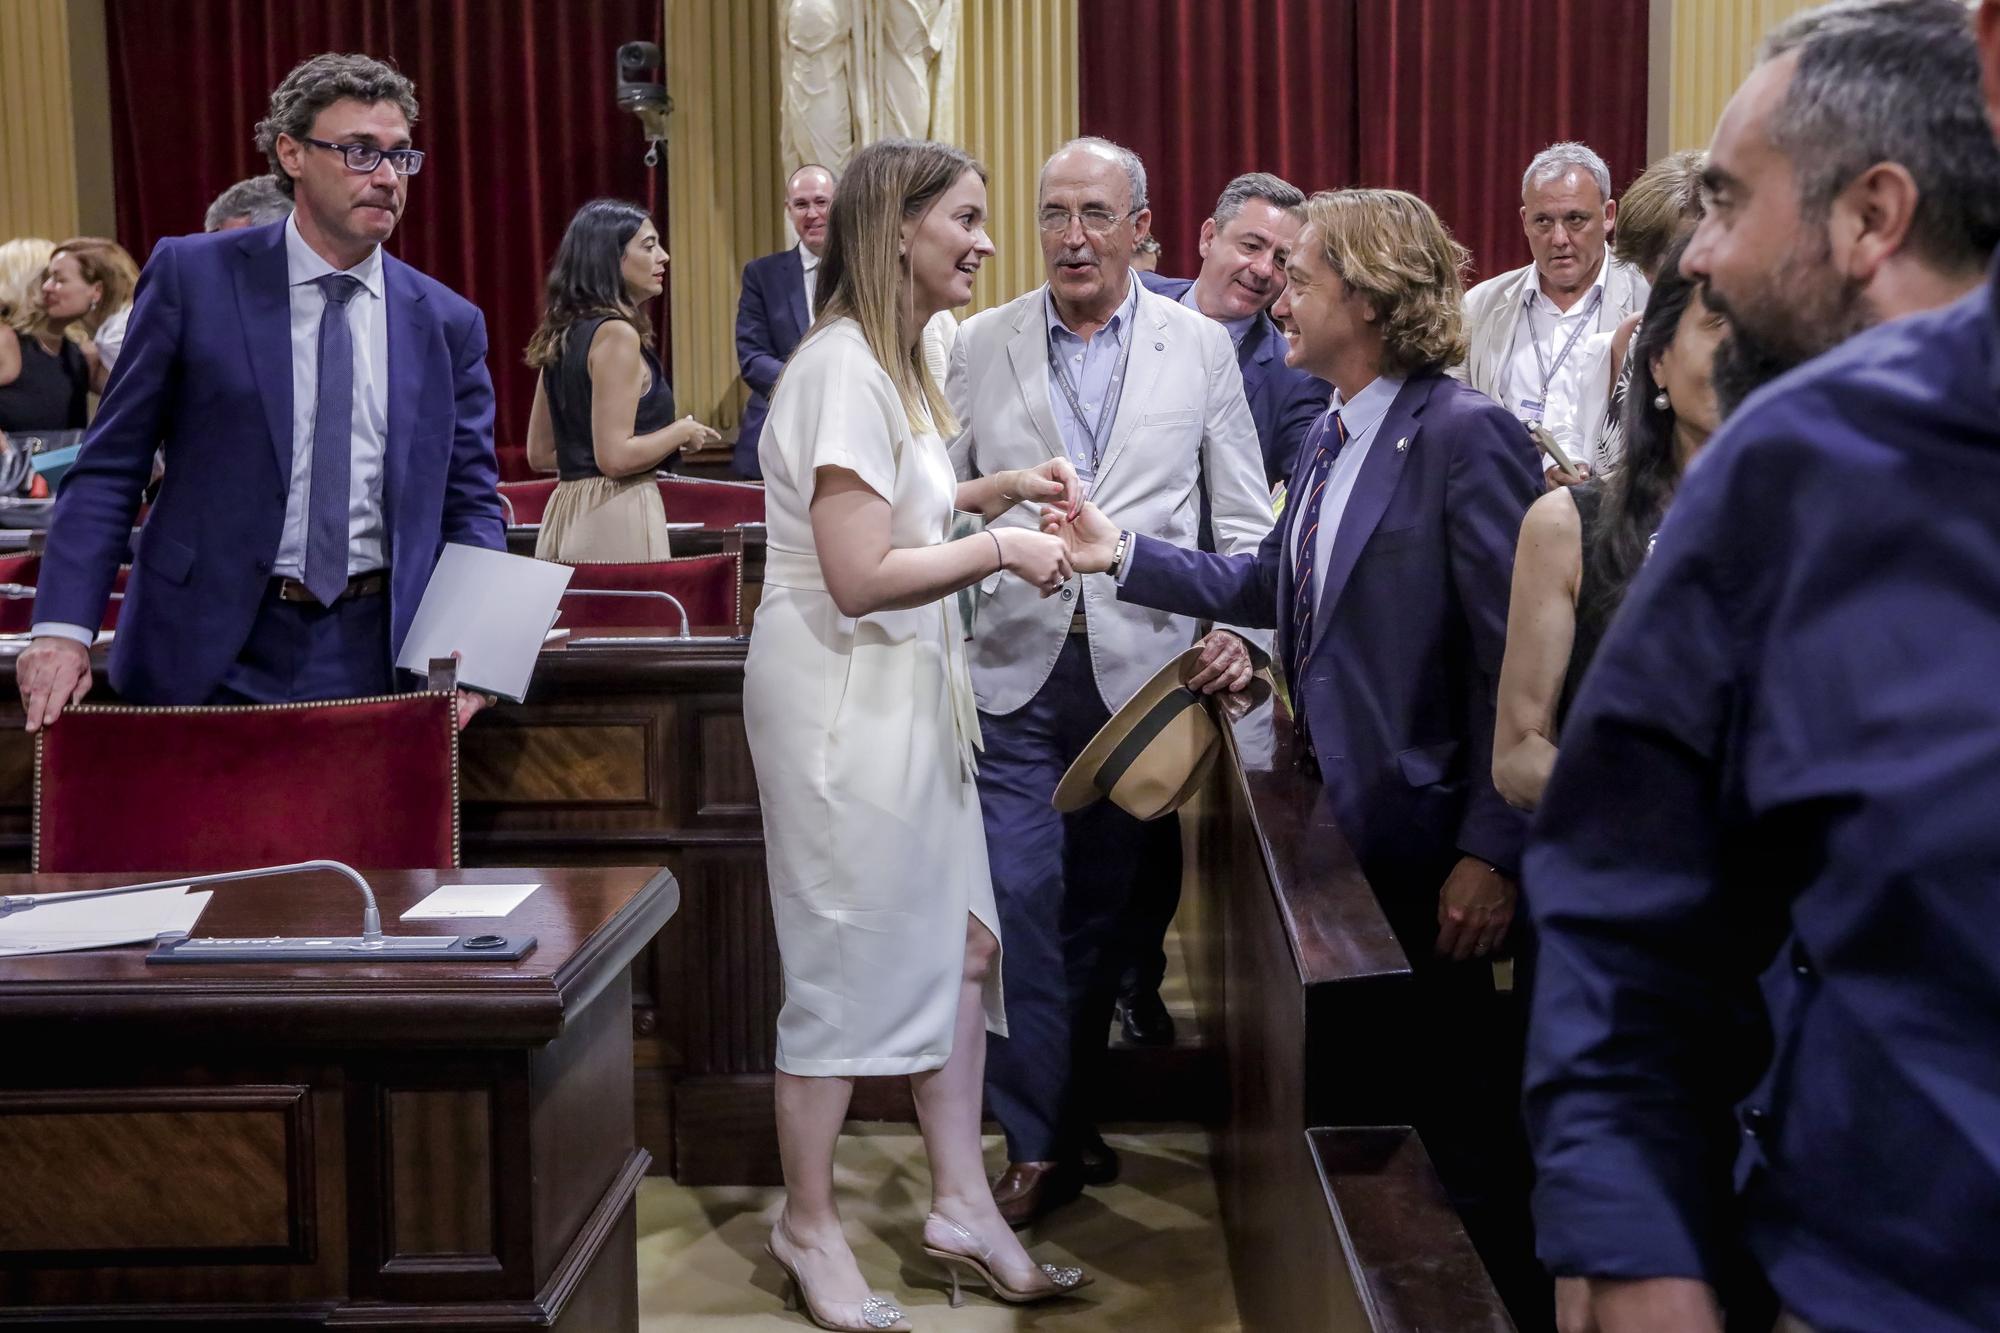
[535,474,672,563]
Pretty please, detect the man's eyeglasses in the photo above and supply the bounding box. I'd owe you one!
[1037,206,1139,236]
[301,137,426,177]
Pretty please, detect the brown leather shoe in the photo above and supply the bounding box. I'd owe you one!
[992,1159,1084,1228]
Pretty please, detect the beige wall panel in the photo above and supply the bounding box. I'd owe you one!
[952,0,1079,315]
[0,0,115,244]
[1665,0,1820,154]
[666,0,786,429]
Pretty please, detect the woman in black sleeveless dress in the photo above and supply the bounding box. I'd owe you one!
[1493,235,1725,811]
[523,199,719,561]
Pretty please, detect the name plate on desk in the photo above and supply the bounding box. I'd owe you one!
[150,932,538,963]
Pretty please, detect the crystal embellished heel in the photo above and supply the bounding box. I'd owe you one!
[764,1233,910,1331]
[920,1212,1092,1307]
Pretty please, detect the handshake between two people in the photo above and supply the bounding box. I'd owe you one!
[1030,491,1257,697]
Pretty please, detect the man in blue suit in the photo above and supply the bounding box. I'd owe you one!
[1051,188,1546,1322]
[1140,173,1328,486]
[1121,173,1330,1045]
[1522,3,2000,1331]
[17,53,504,729]
[732,163,835,479]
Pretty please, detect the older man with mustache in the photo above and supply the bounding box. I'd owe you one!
[945,136,1272,1225]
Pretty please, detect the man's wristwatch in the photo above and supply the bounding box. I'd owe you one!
[1109,530,1132,578]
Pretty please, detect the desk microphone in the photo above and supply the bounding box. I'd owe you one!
[0,860,535,964]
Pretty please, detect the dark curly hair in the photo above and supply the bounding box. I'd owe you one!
[1580,232,1703,629]
[256,53,419,199]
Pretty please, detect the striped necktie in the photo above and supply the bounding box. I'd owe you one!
[1287,409,1347,755]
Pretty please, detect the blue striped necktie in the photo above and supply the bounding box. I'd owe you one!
[305,273,364,607]
[1288,409,1347,752]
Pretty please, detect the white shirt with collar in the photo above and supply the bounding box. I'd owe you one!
[274,212,390,581]
[31,216,391,647]
[1500,257,1612,469]
[1178,282,1259,347]
[799,242,821,314]
[1298,373,1404,604]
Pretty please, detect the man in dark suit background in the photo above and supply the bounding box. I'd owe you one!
[1121,171,1329,1047]
[1140,172,1328,485]
[18,52,505,730]
[1050,188,1546,1325]
[732,163,835,479]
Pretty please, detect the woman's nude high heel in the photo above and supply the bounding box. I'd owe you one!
[765,1229,910,1331]
[920,1212,1093,1307]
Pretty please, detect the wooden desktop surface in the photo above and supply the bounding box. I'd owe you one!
[0,865,676,1044]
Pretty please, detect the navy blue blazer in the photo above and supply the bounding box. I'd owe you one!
[1523,276,2000,1332]
[1141,272,1328,483]
[33,221,506,705]
[733,247,811,479]
[1119,371,1540,897]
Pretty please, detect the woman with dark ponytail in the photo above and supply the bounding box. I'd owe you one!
[524,198,719,560]
[1493,233,1726,811]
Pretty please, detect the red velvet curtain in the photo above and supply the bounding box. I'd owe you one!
[1353,0,1649,280]
[104,0,664,461]
[1081,0,1358,282]
[1081,0,1649,283]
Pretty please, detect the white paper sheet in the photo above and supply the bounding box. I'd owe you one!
[399,883,541,920]
[0,886,212,956]
[394,543,573,701]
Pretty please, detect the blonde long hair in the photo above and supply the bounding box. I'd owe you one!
[49,237,140,338]
[1305,189,1470,378]
[0,237,55,338]
[810,138,984,436]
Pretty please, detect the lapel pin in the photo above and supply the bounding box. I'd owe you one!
[1395,436,1410,453]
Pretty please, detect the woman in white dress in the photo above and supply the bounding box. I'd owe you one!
[745,138,1091,1330]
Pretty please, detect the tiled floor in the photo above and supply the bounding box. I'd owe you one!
[636,1125,1240,1331]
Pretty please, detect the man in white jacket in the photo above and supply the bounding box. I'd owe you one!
[947,136,1271,1225]
[1457,141,1649,483]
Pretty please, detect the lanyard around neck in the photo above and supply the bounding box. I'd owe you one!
[1523,285,1604,400]
[1046,311,1136,471]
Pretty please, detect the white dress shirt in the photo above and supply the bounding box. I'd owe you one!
[93,305,131,373]
[1500,258,1612,468]
[33,217,392,647]
[1297,374,1403,605]
[799,242,821,314]
[274,212,389,580]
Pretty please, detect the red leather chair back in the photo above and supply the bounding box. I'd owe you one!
[496,445,539,482]
[657,475,765,528]
[0,553,41,587]
[498,478,559,526]
[556,552,742,631]
[34,693,460,873]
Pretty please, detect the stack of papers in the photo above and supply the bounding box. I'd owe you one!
[0,886,211,957]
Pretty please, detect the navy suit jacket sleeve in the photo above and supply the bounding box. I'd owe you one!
[34,236,185,628]
[1522,436,1755,1283]
[736,260,787,396]
[441,304,506,552]
[1118,525,1281,629]
[1445,396,1543,872]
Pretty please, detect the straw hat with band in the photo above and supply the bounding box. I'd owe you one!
[1052,642,1274,820]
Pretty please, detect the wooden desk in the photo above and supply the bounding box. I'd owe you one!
[0,632,1210,1188]
[0,864,675,1330]
[1181,701,1512,1331]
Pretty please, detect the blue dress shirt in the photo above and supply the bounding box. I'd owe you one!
[1524,269,2000,1333]
[1044,277,1140,483]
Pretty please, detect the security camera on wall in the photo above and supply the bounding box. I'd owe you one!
[617,40,672,163]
